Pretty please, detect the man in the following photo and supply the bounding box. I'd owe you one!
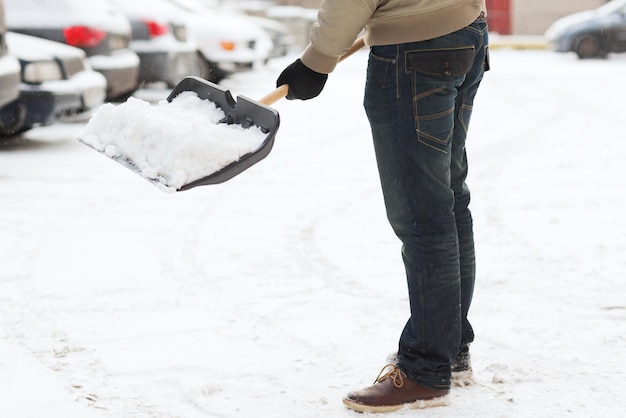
[277,0,489,413]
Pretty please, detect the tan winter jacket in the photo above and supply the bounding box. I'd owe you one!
[302,0,487,74]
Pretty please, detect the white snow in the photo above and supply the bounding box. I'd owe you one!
[1,48,625,417]
[80,92,267,192]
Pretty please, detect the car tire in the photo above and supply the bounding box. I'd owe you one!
[189,52,210,84]
[195,53,228,84]
[574,33,605,59]
[0,101,27,137]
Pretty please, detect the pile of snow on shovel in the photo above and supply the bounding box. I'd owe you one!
[80,91,266,192]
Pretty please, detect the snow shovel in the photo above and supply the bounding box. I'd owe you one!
[165,78,281,191]
[80,36,366,192]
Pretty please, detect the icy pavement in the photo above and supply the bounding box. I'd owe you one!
[1,49,625,417]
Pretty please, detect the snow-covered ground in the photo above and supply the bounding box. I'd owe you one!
[1,48,625,417]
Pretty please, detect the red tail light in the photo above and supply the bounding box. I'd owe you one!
[63,26,106,48]
[143,20,169,38]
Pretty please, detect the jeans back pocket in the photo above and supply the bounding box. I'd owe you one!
[405,47,475,78]
[405,47,475,153]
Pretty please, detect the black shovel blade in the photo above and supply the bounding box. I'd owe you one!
[167,76,280,191]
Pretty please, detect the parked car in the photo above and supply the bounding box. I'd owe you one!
[0,32,106,136]
[545,0,626,59]
[106,0,206,88]
[0,0,21,133]
[244,14,293,60]
[160,0,274,82]
[198,0,294,59]
[4,0,140,100]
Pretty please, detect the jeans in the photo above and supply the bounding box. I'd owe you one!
[363,18,488,390]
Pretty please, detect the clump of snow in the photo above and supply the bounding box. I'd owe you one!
[80,92,267,192]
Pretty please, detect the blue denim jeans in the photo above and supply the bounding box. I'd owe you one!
[363,18,488,390]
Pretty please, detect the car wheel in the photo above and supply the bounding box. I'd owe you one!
[188,52,210,83]
[0,101,27,137]
[196,53,229,84]
[574,34,605,59]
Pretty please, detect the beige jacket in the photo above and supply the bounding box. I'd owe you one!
[302,0,487,74]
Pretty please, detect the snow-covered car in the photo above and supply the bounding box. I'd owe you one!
[545,0,626,59]
[244,14,294,60]
[159,0,274,82]
[106,0,205,88]
[4,0,140,100]
[0,0,21,129]
[0,32,106,136]
[197,0,293,59]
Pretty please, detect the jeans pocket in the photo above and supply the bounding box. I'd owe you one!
[367,46,397,89]
[405,47,475,78]
[406,47,475,153]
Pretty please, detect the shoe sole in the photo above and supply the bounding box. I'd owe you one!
[343,395,449,413]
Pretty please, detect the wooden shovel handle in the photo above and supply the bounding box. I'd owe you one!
[259,84,290,106]
[259,36,366,106]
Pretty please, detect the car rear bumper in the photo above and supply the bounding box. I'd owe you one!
[135,49,199,86]
[89,49,140,100]
[18,70,106,128]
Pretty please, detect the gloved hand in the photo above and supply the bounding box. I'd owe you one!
[276,59,328,100]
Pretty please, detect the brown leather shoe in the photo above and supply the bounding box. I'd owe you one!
[343,364,450,413]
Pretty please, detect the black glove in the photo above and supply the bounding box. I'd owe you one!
[276,59,328,100]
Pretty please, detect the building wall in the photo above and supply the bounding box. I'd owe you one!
[265,0,610,35]
[512,0,607,34]
[274,0,320,8]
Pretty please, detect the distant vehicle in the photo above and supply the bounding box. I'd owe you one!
[160,0,274,82]
[106,0,206,88]
[1,32,106,136]
[197,0,293,59]
[4,0,140,100]
[245,14,294,60]
[545,0,626,59]
[0,0,21,133]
